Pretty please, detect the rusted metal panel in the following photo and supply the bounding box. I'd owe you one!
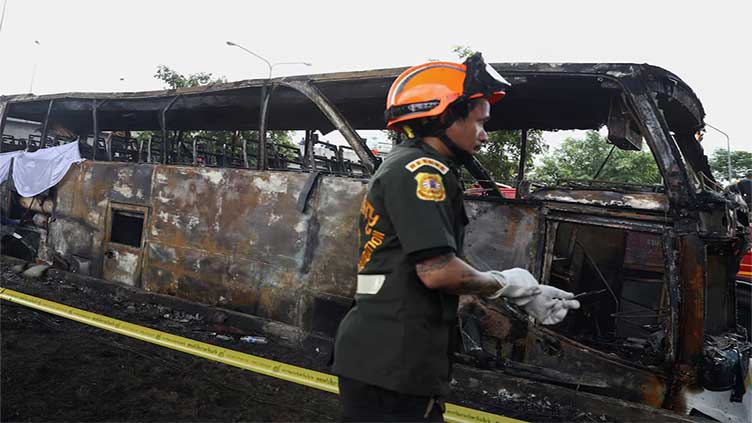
[108,164,154,205]
[101,202,148,286]
[678,235,706,367]
[49,163,105,271]
[464,201,541,275]
[460,295,669,405]
[149,166,308,262]
[47,217,96,262]
[43,162,155,276]
[523,327,667,405]
[142,166,367,328]
[142,242,297,326]
[624,232,664,271]
[144,168,367,329]
[530,189,669,211]
[303,176,366,296]
[102,247,142,286]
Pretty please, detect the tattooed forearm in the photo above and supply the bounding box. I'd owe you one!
[452,270,495,295]
[416,254,454,276]
[416,254,497,295]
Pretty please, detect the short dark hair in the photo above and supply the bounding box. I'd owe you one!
[446,97,483,121]
[404,98,484,138]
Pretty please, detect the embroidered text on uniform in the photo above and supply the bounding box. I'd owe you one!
[358,197,385,271]
[404,157,449,175]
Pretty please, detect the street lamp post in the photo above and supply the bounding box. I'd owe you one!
[705,122,732,182]
[29,40,41,93]
[225,41,311,170]
[225,41,311,79]
[0,0,8,33]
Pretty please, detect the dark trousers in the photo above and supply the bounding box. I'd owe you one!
[338,376,444,422]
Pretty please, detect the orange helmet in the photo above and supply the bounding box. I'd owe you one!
[385,53,510,130]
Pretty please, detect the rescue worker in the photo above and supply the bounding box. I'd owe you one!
[332,53,580,422]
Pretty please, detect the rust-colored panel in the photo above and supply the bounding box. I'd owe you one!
[304,176,367,297]
[149,166,308,265]
[464,201,541,273]
[102,246,142,286]
[529,189,669,212]
[524,327,667,405]
[51,162,83,213]
[640,374,667,408]
[624,232,663,271]
[51,162,155,278]
[678,235,705,365]
[107,164,153,205]
[143,242,300,326]
[47,218,96,260]
[227,255,300,325]
[143,242,230,300]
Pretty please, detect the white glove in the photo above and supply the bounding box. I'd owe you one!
[523,285,580,325]
[484,268,541,305]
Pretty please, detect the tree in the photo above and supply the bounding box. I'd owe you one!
[154,65,226,88]
[476,130,546,183]
[530,131,661,185]
[709,149,752,182]
[450,45,475,60]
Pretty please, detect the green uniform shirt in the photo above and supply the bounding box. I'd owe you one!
[332,139,468,397]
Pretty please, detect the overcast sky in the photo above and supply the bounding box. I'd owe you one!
[1,0,750,155]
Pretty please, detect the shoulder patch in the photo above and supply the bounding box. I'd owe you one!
[405,157,449,175]
[415,172,446,202]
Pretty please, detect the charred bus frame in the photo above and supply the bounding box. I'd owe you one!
[1,63,749,421]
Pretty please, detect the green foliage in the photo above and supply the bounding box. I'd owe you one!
[451,45,475,60]
[709,149,752,182]
[154,65,226,89]
[530,130,662,185]
[476,130,546,183]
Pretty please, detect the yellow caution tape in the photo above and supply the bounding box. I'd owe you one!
[0,287,525,423]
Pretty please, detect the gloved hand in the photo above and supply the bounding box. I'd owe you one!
[522,285,580,325]
[484,268,541,305]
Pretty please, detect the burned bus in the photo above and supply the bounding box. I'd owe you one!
[1,62,750,421]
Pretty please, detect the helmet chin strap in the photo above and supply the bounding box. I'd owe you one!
[438,133,472,166]
[436,131,502,199]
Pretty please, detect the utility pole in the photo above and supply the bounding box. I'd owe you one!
[0,0,8,33]
[705,122,732,182]
[29,39,41,93]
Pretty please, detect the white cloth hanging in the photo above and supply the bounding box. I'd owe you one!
[12,142,85,197]
[0,150,24,184]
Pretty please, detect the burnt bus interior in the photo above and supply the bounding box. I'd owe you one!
[0,64,742,394]
[1,86,372,175]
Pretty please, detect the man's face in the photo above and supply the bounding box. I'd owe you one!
[445,99,491,156]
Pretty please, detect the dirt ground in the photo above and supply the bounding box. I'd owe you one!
[1,257,669,422]
[1,268,341,421]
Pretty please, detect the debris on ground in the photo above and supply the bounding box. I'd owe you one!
[21,263,50,278]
